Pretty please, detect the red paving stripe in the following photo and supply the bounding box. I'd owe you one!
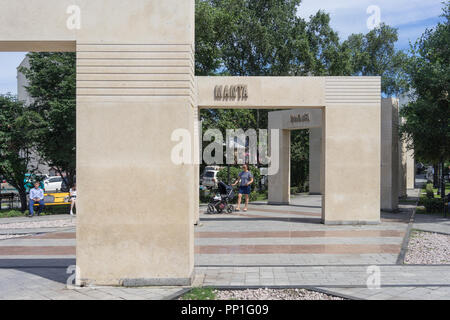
[0,246,75,255]
[195,244,402,254]
[24,232,76,240]
[196,230,405,238]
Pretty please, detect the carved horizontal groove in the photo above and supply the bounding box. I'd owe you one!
[77,74,192,81]
[326,78,380,104]
[75,43,194,99]
[77,88,193,95]
[77,50,191,53]
[77,94,191,97]
[77,45,193,52]
[76,81,195,89]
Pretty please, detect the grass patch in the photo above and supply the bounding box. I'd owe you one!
[0,205,72,219]
[415,207,426,215]
[180,287,216,300]
[399,199,417,204]
[0,210,27,219]
[254,192,268,202]
[420,182,450,200]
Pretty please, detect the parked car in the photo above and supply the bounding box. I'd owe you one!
[202,170,219,188]
[204,166,221,172]
[44,176,64,192]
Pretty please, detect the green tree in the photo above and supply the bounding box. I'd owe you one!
[19,52,77,188]
[197,1,357,190]
[343,23,409,96]
[290,130,309,191]
[401,1,450,199]
[0,95,40,212]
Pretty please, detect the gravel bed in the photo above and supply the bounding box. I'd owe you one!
[214,288,344,300]
[405,230,450,264]
[0,234,31,240]
[0,219,75,230]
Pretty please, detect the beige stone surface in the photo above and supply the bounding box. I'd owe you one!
[1,0,382,286]
[381,98,399,211]
[267,109,323,204]
[197,77,325,109]
[0,0,194,45]
[202,77,381,224]
[309,127,322,195]
[1,0,196,286]
[406,147,416,189]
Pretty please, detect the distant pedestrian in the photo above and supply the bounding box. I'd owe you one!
[29,182,44,217]
[69,184,77,216]
[232,164,254,212]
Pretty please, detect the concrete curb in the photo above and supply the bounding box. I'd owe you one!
[198,285,360,300]
[165,288,192,300]
[396,190,420,265]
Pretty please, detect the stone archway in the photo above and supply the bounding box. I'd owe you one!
[2,1,381,287]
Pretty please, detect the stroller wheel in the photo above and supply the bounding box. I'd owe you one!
[216,208,223,214]
[226,205,234,214]
[206,204,215,214]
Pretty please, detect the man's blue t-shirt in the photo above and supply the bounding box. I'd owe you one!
[239,171,253,186]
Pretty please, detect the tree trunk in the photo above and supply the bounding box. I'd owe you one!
[433,164,439,188]
[441,161,446,209]
[18,188,28,213]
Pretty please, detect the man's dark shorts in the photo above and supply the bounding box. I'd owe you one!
[239,185,251,195]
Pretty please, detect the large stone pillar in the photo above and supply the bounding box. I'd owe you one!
[380,98,399,211]
[399,120,408,197]
[268,110,291,204]
[309,128,322,195]
[322,78,381,224]
[406,148,415,189]
[75,1,196,286]
[268,128,291,205]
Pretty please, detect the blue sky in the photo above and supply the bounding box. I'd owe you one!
[0,0,446,95]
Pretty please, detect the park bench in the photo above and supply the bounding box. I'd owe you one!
[32,192,71,207]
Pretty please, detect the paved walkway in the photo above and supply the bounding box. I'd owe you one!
[0,185,449,300]
[196,195,411,266]
[413,214,450,235]
[196,265,450,300]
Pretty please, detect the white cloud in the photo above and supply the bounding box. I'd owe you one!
[297,0,444,46]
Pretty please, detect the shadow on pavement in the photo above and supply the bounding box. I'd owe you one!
[0,259,75,284]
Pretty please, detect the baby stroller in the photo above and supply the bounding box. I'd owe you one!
[206,181,235,214]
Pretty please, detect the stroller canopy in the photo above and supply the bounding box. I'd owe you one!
[217,181,232,195]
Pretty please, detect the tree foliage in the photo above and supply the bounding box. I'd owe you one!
[401,1,450,197]
[0,95,40,211]
[19,52,77,188]
[196,0,406,190]
[343,24,409,96]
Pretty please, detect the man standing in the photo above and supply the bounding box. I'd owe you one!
[29,182,44,217]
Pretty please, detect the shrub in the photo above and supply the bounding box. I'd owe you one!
[425,183,434,199]
[290,187,298,195]
[249,191,258,202]
[217,165,261,187]
[421,198,444,213]
[200,189,211,203]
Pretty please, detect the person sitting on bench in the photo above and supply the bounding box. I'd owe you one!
[29,181,44,217]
